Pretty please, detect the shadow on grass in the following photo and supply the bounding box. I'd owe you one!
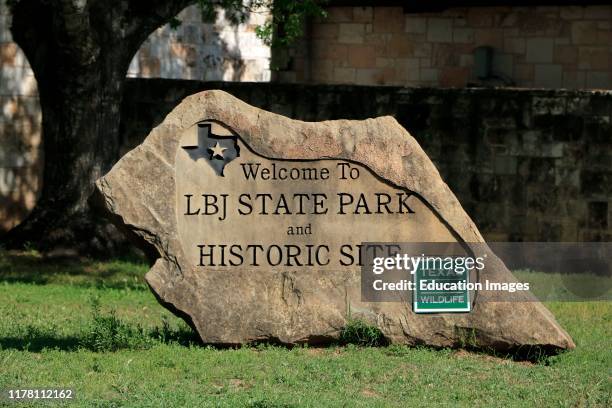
[0,335,82,352]
[381,338,566,364]
[0,329,560,364]
[0,250,150,290]
[0,327,201,353]
[1,300,201,353]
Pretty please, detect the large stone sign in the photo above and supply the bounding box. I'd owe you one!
[95,90,574,352]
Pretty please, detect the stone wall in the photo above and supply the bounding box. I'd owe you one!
[127,4,271,81]
[277,5,612,89]
[121,79,612,242]
[0,0,41,231]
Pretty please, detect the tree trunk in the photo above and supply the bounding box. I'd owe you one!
[3,0,193,256]
[5,71,127,255]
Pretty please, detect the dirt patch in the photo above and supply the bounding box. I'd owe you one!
[362,388,379,398]
[453,349,535,366]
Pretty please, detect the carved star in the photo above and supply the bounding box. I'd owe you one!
[209,142,227,159]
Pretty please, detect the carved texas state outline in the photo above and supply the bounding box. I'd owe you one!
[181,123,240,176]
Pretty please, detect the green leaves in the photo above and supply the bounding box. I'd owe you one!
[81,296,153,352]
[168,17,182,30]
[170,0,326,47]
[339,318,387,347]
[257,0,327,48]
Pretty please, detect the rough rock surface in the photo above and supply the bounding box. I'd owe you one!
[95,90,575,352]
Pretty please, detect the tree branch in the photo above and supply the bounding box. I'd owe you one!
[121,0,197,46]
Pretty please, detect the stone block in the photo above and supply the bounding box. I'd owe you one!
[486,128,519,153]
[504,28,519,38]
[420,68,439,82]
[598,21,611,30]
[452,16,467,28]
[526,38,554,63]
[357,30,376,44]
[396,58,420,82]
[419,57,431,68]
[498,11,519,28]
[427,18,453,43]
[310,61,332,82]
[384,35,414,57]
[571,21,601,45]
[520,130,542,155]
[396,58,420,70]
[0,29,11,44]
[586,72,610,89]
[404,16,427,34]
[578,46,609,70]
[0,42,18,66]
[504,38,526,54]
[138,56,161,77]
[459,54,474,68]
[560,6,583,20]
[534,64,563,88]
[583,6,612,20]
[413,42,432,58]
[541,143,565,158]
[439,67,469,87]
[312,23,339,39]
[313,41,341,60]
[466,9,493,27]
[375,57,394,68]
[353,7,373,23]
[373,7,404,33]
[332,67,355,83]
[355,68,390,85]
[326,7,353,23]
[493,156,518,175]
[553,45,578,64]
[554,37,570,45]
[474,29,504,49]
[515,64,534,81]
[338,23,365,44]
[431,43,459,66]
[453,28,474,43]
[347,45,376,68]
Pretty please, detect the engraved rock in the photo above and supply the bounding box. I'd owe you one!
[95,90,575,352]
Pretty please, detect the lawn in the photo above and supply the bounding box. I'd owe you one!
[0,251,610,407]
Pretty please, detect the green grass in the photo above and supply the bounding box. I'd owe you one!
[339,318,386,347]
[513,269,612,302]
[0,251,610,407]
